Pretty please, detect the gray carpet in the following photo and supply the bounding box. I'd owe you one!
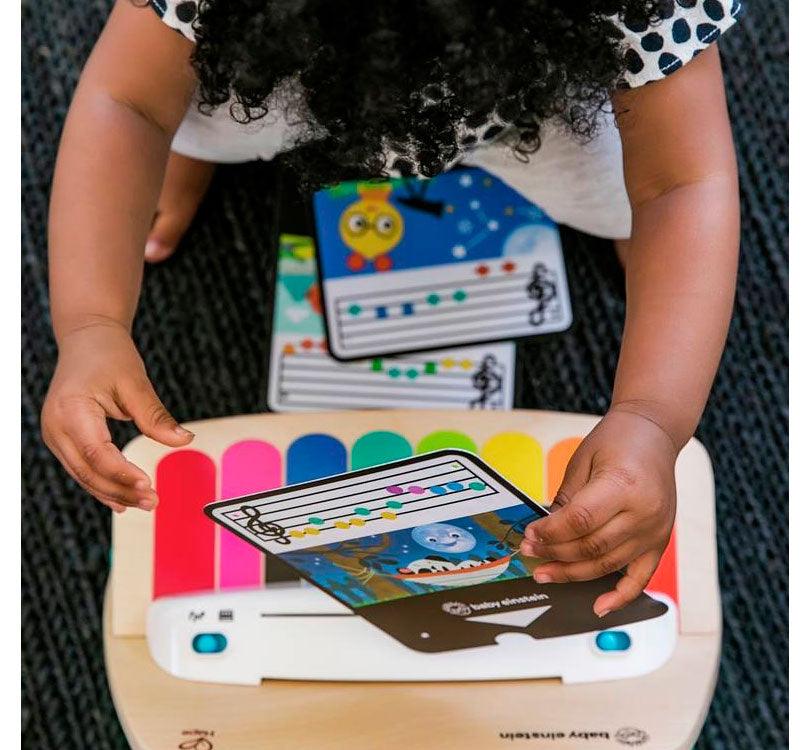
[22,1,787,747]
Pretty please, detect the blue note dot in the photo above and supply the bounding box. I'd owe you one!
[375,306,388,319]
[402,302,414,316]
[447,482,463,491]
[429,485,447,494]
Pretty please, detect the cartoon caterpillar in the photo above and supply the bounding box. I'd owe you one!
[339,184,404,272]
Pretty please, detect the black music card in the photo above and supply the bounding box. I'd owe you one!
[312,166,572,360]
[206,450,667,653]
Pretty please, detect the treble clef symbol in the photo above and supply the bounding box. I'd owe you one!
[526,263,557,326]
[241,506,291,545]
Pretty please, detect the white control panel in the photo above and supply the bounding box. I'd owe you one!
[147,585,677,686]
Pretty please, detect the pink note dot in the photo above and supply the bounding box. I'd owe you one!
[386,485,405,495]
[408,485,426,494]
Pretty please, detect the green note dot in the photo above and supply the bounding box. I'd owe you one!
[424,362,437,375]
[426,293,441,306]
[371,358,383,372]
[452,289,467,302]
[355,507,371,516]
[308,516,325,525]
[349,304,363,316]
[386,500,403,509]
[388,368,401,378]
[469,481,486,491]
[406,368,419,380]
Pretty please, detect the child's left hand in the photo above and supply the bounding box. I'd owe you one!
[521,408,678,617]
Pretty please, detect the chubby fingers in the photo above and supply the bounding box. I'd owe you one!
[42,396,158,509]
[48,439,127,514]
[524,475,625,546]
[592,550,661,617]
[116,377,194,448]
[56,433,157,509]
[520,514,633,563]
[529,538,641,589]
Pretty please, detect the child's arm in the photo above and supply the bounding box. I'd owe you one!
[42,1,197,511]
[522,46,739,615]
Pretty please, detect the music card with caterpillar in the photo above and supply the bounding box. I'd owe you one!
[206,450,667,653]
[313,167,573,360]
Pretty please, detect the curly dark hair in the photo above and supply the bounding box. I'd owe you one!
[186,0,664,186]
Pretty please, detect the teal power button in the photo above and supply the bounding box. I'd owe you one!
[595,630,631,652]
[192,633,228,654]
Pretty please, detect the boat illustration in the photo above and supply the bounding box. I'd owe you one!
[392,554,513,587]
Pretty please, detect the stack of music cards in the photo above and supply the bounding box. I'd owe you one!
[268,167,572,413]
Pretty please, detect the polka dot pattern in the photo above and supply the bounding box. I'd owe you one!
[614,0,742,88]
[148,0,742,178]
[148,0,197,42]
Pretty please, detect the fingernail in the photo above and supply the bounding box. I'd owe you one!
[134,479,151,490]
[174,425,194,438]
[520,541,534,556]
[145,239,167,259]
[138,499,157,511]
[535,573,552,584]
[596,608,611,618]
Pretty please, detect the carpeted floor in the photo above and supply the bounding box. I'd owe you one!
[21,2,787,748]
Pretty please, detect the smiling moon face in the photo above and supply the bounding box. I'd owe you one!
[411,523,477,554]
[339,185,404,261]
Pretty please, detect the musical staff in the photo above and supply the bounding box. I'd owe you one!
[210,453,524,553]
[327,256,570,358]
[271,343,514,412]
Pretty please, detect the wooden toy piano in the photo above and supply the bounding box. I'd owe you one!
[104,409,720,750]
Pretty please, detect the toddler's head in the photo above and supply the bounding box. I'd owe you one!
[187,1,661,184]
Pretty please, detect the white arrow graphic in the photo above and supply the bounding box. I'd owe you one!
[465,605,552,628]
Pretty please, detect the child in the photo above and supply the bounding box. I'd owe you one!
[41,1,742,617]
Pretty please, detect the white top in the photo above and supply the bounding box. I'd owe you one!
[148,1,741,240]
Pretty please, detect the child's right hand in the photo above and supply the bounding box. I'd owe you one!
[41,322,194,513]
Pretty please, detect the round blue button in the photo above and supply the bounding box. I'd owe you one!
[595,630,631,652]
[192,633,228,654]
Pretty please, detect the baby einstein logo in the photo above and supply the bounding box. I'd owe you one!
[442,601,472,616]
[615,727,649,746]
[497,726,649,745]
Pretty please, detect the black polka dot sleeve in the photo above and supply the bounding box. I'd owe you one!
[148,0,198,42]
[615,0,743,88]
